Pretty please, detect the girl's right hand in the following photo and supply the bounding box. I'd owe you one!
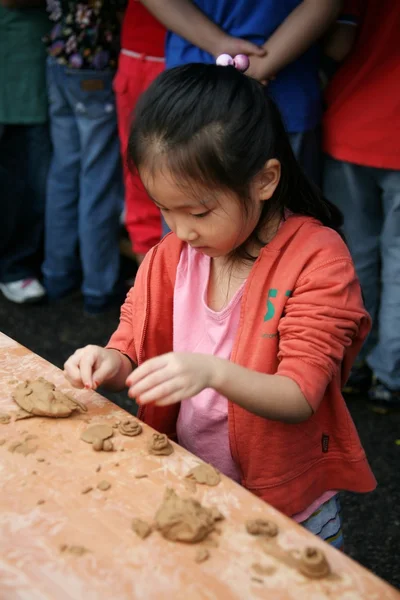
[64,346,123,390]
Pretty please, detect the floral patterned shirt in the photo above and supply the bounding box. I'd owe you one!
[45,0,126,70]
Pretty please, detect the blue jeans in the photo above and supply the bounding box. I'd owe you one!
[324,157,400,390]
[43,58,123,303]
[161,128,321,236]
[0,123,51,283]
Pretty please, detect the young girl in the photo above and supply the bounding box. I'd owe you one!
[64,61,376,548]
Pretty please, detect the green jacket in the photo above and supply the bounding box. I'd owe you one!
[0,6,49,124]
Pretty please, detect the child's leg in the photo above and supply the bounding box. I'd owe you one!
[300,496,344,550]
[62,67,124,307]
[114,53,163,257]
[367,168,400,401]
[42,58,82,298]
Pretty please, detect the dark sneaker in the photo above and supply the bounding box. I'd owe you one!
[368,379,400,414]
[343,362,372,396]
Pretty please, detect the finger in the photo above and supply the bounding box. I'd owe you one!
[63,367,85,389]
[92,361,113,389]
[135,378,182,405]
[241,41,266,57]
[154,391,186,407]
[126,355,169,387]
[79,352,97,388]
[128,367,171,398]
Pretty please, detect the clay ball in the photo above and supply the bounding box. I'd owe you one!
[103,439,114,452]
[92,438,103,452]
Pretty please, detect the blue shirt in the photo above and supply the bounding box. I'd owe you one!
[165,0,321,133]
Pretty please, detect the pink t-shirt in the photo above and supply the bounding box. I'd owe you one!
[173,243,336,521]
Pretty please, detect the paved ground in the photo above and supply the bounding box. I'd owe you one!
[0,291,399,589]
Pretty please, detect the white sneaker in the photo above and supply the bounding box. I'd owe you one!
[0,278,46,304]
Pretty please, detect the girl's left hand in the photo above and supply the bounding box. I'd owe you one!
[126,353,217,407]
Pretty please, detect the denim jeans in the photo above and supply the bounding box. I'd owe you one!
[161,128,321,236]
[324,157,400,390]
[0,123,51,283]
[43,58,123,303]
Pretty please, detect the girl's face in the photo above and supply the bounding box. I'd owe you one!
[140,168,263,258]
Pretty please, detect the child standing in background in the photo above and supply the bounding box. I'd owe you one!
[323,0,400,411]
[114,1,165,264]
[65,62,376,548]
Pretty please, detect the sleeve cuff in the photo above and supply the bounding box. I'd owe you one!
[277,357,333,412]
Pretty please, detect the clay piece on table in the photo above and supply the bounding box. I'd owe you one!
[134,473,148,479]
[209,507,225,522]
[154,488,217,544]
[60,544,89,556]
[297,547,331,579]
[118,419,143,437]
[81,424,114,444]
[252,563,277,577]
[0,439,6,446]
[246,519,278,538]
[131,518,152,539]
[186,463,221,487]
[13,378,87,418]
[8,440,38,456]
[81,486,93,495]
[14,409,35,421]
[37,499,45,505]
[194,548,210,563]
[0,413,11,425]
[96,465,101,472]
[97,480,111,491]
[92,437,114,452]
[148,433,174,456]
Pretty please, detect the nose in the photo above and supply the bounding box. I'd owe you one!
[175,223,198,243]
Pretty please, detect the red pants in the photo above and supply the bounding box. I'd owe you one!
[114,52,164,255]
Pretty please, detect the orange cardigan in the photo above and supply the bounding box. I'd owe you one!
[108,215,377,516]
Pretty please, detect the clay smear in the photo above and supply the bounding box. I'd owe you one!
[149,433,174,456]
[195,548,210,563]
[154,488,221,543]
[186,463,221,486]
[119,419,142,437]
[97,480,111,491]
[131,518,152,539]
[8,440,38,456]
[0,413,11,424]
[60,544,89,556]
[13,378,87,418]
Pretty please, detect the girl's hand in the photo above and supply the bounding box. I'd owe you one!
[64,346,123,390]
[246,55,275,86]
[126,352,217,407]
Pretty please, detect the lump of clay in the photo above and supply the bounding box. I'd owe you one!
[97,480,111,491]
[149,433,174,456]
[0,413,11,424]
[298,547,330,579]
[246,519,278,538]
[186,463,221,486]
[119,419,142,437]
[132,518,152,539]
[154,488,216,543]
[195,548,210,563]
[92,438,114,452]
[13,378,87,418]
[81,423,113,444]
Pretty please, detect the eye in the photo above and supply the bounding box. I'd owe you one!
[192,211,210,219]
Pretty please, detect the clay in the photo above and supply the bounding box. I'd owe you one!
[0,413,11,424]
[103,439,114,452]
[209,507,225,522]
[149,433,174,456]
[251,577,263,584]
[246,519,278,538]
[194,548,210,563]
[81,486,93,494]
[154,488,216,543]
[186,463,221,486]
[252,563,276,576]
[92,438,104,451]
[37,499,45,505]
[131,518,152,539]
[32,471,37,475]
[0,439,5,446]
[81,424,113,444]
[134,474,148,479]
[8,440,38,456]
[25,434,38,441]
[119,419,142,437]
[37,457,45,462]
[96,465,101,472]
[298,547,331,579]
[97,480,111,491]
[13,378,87,417]
[60,545,89,556]
[114,463,119,467]
[14,409,35,421]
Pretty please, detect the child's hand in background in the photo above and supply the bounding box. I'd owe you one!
[64,346,124,390]
[126,352,217,407]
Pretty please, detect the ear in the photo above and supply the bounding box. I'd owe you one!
[256,159,281,201]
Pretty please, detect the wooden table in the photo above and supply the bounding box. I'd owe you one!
[0,332,398,600]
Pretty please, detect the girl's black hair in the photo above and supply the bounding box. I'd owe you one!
[128,63,343,259]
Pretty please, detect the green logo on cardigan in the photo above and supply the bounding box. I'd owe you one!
[263,289,292,321]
